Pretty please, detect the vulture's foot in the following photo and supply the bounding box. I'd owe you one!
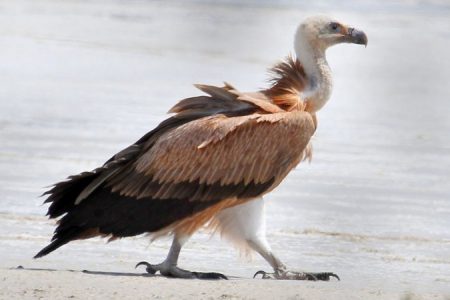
[253,269,339,281]
[135,261,227,280]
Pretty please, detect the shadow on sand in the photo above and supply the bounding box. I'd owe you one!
[10,265,241,279]
[11,265,154,277]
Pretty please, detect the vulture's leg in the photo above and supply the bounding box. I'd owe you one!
[213,199,339,281]
[136,233,227,280]
[250,238,340,281]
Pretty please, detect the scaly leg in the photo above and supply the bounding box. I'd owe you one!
[136,233,227,280]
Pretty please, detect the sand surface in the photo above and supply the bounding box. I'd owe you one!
[2,268,446,300]
[0,0,449,299]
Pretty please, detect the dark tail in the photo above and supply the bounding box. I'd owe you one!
[35,172,98,258]
[34,227,82,258]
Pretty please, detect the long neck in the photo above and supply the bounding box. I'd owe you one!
[295,38,333,112]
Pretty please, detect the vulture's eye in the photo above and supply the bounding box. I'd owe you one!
[330,22,339,31]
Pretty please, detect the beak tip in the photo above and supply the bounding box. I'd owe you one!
[357,33,368,47]
[348,27,368,47]
[358,35,368,47]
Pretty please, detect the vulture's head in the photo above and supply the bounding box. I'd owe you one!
[295,16,368,53]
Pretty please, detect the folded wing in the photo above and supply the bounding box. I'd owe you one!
[36,84,315,258]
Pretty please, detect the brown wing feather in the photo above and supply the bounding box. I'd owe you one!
[108,110,315,200]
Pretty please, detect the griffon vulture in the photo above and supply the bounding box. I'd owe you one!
[35,15,367,280]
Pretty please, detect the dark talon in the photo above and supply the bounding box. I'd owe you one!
[135,261,157,274]
[310,272,340,281]
[331,273,340,281]
[193,272,228,280]
[324,272,340,281]
[135,261,149,269]
[253,270,266,279]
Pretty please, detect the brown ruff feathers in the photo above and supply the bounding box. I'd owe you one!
[265,55,307,112]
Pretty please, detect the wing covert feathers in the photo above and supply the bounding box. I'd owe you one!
[129,111,315,195]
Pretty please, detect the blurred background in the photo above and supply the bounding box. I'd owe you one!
[0,0,449,295]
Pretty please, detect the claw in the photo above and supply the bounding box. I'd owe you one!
[331,273,340,281]
[135,261,149,269]
[253,270,267,279]
[253,270,266,279]
[135,261,157,274]
[193,272,228,280]
[315,272,340,281]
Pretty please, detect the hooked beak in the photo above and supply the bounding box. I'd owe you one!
[346,27,368,47]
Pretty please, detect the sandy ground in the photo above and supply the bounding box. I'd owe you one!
[1,0,450,299]
[1,267,445,300]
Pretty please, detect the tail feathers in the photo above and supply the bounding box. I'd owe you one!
[44,172,97,218]
[34,227,81,259]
